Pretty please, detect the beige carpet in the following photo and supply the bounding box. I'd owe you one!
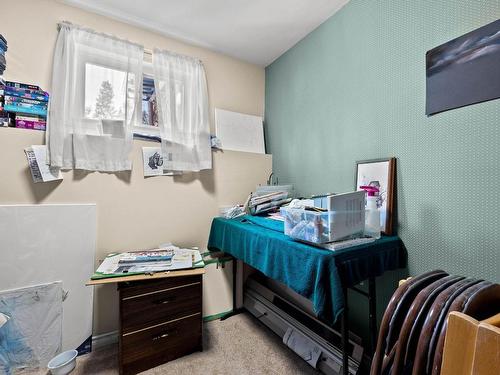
[29,312,320,375]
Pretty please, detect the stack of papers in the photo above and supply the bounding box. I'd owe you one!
[119,249,173,263]
[92,245,204,279]
[267,212,285,221]
[249,191,291,215]
[319,236,376,251]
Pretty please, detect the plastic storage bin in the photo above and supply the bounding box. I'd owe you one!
[47,350,78,375]
[281,207,365,244]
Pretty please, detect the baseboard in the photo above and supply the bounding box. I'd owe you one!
[203,310,233,322]
[92,330,118,349]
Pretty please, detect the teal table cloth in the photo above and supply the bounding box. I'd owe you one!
[208,215,406,325]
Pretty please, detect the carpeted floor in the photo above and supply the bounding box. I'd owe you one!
[30,312,320,374]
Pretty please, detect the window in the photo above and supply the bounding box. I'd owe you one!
[81,61,138,140]
[142,76,157,127]
[84,63,127,121]
[134,62,160,140]
[49,22,144,171]
[152,50,211,171]
[82,61,160,140]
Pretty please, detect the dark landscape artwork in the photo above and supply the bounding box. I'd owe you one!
[426,19,500,115]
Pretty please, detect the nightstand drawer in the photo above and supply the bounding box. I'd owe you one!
[120,279,201,333]
[119,275,201,299]
[121,312,202,374]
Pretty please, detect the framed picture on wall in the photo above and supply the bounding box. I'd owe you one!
[426,19,500,116]
[355,158,396,235]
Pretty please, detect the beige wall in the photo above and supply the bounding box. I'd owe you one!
[0,0,270,334]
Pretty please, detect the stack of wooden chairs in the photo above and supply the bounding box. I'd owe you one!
[440,311,500,375]
[370,270,500,375]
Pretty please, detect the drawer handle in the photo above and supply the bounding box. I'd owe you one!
[152,329,177,341]
[153,296,176,305]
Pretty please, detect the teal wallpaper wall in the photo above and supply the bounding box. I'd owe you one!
[265,0,500,338]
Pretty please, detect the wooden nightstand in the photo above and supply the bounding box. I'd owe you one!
[118,273,203,374]
[88,268,204,375]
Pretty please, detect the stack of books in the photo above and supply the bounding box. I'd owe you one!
[248,190,291,215]
[118,249,174,264]
[0,78,7,126]
[0,35,7,126]
[0,34,6,75]
[3,81,49,130]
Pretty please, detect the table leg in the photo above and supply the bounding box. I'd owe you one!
[341,284,349,375]
[221,257,244,320]
[368,277,377,354]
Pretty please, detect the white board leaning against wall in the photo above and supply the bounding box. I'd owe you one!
[215,108,265,154]
[0,204,96,354]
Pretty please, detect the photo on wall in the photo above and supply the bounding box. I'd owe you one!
[426,18,500,115]
[355,158,396,235]
[142,147,181,177]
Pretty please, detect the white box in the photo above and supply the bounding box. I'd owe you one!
[281,191,366,243]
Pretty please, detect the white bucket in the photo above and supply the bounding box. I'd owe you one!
[47,350,78,375]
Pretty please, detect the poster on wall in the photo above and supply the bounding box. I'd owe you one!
[426,18,500,115]
[214,108,265,154]
[142,147,181,177]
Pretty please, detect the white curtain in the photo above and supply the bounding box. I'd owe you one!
[153,49,211,172]
[47,22,143,171]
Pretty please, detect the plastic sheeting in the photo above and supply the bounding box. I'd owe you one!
[283,327,322,369]
[0,204,96,353]
[0,282,62,374]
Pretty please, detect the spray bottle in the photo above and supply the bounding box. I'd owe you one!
[360,185,381,239]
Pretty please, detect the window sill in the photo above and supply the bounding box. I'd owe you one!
[133,132,160,142]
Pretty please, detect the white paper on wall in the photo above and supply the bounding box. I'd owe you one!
[24,145,62,183]
[215,108,265,154]
[0,282,63,373]
[0,204,96,355]
[142,147,181,177]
